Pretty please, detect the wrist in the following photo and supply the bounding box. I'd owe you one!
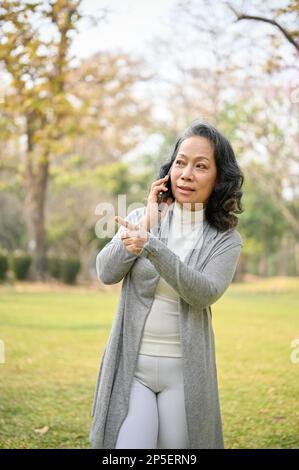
[139,215,150,231]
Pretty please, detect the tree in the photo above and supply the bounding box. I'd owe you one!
[0,0,85,278]
[0,1,152,279]
[227,1,299,52]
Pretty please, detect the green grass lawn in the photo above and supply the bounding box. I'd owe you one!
[0,278,298,449]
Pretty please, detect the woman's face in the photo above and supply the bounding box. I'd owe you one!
[170,136,218,210]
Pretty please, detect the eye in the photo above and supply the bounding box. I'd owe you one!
[175,160,206,169]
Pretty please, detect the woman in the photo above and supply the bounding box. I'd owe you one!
[89,120,244,449]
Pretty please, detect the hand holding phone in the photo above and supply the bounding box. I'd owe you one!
[139,174,174,231]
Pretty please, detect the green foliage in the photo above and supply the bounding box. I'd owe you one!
[46,256,61,279]
[46,255,81,284]
[60,258,81,284]
[94,162,131,196]
[10,251,32,280]
[240,178,287,250]
[0,249,9,281]
[0,192,28,251]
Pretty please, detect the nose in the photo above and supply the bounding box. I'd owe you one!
[181,164,194,180]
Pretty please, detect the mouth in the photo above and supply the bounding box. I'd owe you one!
[177,185,195,194]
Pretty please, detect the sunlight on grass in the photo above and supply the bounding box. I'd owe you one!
[0,277,298,448]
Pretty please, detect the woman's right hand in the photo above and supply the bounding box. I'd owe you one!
[139,175,173,231]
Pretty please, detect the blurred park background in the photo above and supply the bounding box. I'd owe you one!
[0,0,298,449]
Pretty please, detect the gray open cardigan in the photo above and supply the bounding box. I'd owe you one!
[89,202,244,449]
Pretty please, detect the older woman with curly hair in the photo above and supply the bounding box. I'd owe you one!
[90,119,245,450]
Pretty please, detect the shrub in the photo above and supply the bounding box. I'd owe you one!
[60,257,81,284]
[0,250,9,281]
[47,256,61,279]
[10,251,32,280]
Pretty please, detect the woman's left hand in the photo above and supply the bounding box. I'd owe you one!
[114,215,149,255]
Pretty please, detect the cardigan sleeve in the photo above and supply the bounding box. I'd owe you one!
[138,230,243,310]
[96,207,146,285]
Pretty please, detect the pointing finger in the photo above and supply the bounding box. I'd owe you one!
[114,215,129,227]
[115,216,140,231]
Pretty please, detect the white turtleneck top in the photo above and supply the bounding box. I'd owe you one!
[139,200,206,357]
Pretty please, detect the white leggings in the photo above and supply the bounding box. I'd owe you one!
[115,354,190,449]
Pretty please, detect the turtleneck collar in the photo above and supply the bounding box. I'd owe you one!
[173,199,206,224]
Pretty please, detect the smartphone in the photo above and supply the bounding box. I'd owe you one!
[158,169,174,205]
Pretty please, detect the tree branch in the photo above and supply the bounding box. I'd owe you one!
[226,3,299,52]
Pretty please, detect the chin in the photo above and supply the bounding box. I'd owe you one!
[176,194,195,201]
[176,194,205,207]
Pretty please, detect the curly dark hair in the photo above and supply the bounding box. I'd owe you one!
[157,119,244,232]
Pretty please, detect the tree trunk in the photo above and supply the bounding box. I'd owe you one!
[24,156,49,280]
[78,246,91,281]
[234,252,247,281]
[277,234,289,276]
[258,250,267,276]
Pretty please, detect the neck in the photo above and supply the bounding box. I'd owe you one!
[173,199,206,223]
[175,200,206,211]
